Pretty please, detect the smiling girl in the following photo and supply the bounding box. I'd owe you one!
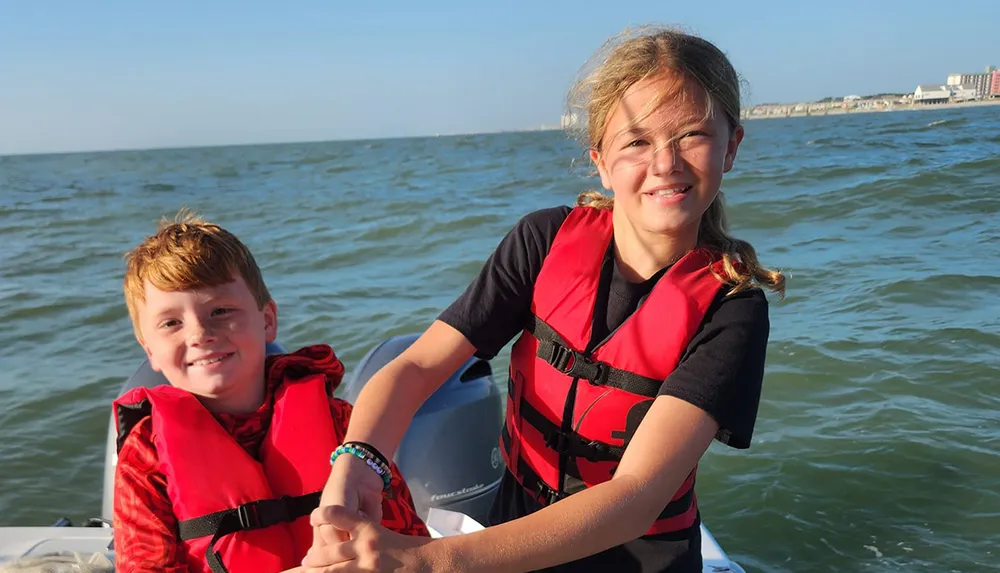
[307,25,785,573]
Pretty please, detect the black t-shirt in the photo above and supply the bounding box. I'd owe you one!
[438,206,770,573]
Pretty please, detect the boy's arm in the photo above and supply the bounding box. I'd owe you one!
[380,463,430,537]
[327,397,429,537]
[113,418,189,573]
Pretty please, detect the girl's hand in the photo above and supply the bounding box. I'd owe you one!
[303,505,434,573]
[312,454,386,548]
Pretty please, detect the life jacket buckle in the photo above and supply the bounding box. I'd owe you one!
[564,355,607,385]
[546,343,608,385]
[544,430,570,453]
[546,343,576,373]
[236,495,293,531]
[237,501,260,530]
[545,431,609,463]
[583,361,609,386]
[583,440,605,462]
[545,487,563,505]
[535,481,564,506]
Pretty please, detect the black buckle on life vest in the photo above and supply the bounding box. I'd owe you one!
[545,430,609,463]
[543,484,564,505]
[545,430,569,453]
[580,440,607,463]
[545,343,608,385]
[531,479,564,506]
[237,495,292,530]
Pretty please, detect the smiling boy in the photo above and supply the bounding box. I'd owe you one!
[111,211,428,573]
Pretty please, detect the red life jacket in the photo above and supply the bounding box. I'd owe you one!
[500,206,725,536]
[114,363,340,573]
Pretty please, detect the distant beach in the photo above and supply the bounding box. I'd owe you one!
[743,97,1000,120]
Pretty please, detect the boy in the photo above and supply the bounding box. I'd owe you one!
[112,211,428,573]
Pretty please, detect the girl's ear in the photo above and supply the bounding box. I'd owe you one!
[723,125,744,173]
[590,148,613,189]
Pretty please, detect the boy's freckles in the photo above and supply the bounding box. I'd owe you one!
[135,277,275,414]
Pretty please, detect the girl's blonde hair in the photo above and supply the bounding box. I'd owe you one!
[568,25,785,297]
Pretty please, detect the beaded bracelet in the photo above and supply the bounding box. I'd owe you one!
[330,442,392,492]
[345,441,390,469]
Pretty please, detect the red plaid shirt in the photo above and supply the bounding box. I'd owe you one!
[112,346,429,573]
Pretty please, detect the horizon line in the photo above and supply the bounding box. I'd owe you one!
[0,125,568,160]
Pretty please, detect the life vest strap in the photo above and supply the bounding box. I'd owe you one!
[514,447,566,505]
[512,447,698,526]
[517,395,625,462]
[528,315,663,398]
[177,491,321,573]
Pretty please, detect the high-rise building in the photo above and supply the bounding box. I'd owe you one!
[945,70,993,98]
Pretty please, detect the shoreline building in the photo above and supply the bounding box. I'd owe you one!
[946,66,996,99]
[950,84,979,102]
[913,84,951,104]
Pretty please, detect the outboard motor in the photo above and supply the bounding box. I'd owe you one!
[342,334,505,525]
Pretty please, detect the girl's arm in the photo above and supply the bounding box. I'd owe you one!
[439,395,719,572]
[306,394,720,573]
[317,320,477,525]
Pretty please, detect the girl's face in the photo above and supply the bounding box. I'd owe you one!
[590,73,743,245]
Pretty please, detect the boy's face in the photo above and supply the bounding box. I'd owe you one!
[136,275,277,414]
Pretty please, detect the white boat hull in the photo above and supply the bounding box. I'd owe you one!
[0,509,744,572]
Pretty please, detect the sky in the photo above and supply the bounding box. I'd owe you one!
[1,0,998,155]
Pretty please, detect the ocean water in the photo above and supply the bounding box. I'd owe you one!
[1,105,998,572]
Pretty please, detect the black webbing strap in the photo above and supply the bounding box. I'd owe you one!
[501,424,558,505]
[527,315,662,398]
[518,398,625,463]
[514,450,566,506]
[513,442,696,522]
[177,491,321,573]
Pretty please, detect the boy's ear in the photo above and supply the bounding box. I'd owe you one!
[139,339,162,372]
[263,300,278,343]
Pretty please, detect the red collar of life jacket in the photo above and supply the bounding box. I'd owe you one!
[500,206,725,536]
[114,348,343,573]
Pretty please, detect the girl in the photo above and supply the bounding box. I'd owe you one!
[305,25,785,573]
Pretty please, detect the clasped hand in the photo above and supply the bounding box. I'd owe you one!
[296,504,432,573]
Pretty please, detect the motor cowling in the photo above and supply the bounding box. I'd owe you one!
[342,334,505,525]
